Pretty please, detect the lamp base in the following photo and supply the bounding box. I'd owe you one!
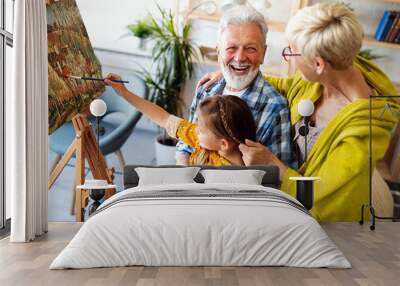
[95,126,106,136]
[289,177,320,210]
[88,188,106,215]
[296,180,314,210]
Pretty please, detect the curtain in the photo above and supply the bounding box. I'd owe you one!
[8,0,48,242]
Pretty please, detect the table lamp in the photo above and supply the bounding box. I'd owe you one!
[77,180,116,216]
[297,99,314,160]
[290,99,319,210]
[90,99,107,161]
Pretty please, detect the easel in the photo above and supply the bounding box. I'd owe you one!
[48,114,115,222]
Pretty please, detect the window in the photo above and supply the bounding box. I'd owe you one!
[0,0,14,233]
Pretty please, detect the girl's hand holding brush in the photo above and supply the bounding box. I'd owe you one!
[104,73,129,97]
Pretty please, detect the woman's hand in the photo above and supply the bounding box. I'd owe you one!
[196,71,223,90]
[104,73,128,96]
[239,139,288,179]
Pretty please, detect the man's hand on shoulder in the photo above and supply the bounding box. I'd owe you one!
[196,71,223,91]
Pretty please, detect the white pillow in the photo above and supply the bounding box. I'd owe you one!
[200,169,266,185]
[135,167,201,186]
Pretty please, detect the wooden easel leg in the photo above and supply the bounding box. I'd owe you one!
[75,189,84,222]
[70,178,76,215]
[48,142,77,189]
[49,154,62,174]
[75,131,86,222]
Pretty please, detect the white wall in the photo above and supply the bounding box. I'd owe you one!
[76,0,178,56]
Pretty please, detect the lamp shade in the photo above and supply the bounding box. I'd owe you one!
[297,99,314,117]
[90,99,107,117]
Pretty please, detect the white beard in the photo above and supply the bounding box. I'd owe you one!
[221,62,259,91]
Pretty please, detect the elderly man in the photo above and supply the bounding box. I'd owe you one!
[176,5,294,167]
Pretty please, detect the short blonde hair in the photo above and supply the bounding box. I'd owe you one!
[285,2,363,69]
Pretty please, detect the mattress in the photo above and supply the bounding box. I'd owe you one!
[50,183,351,269]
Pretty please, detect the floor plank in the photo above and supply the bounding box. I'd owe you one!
[0,222,399,286]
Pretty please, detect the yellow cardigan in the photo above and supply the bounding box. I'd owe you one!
[266,56,400,221]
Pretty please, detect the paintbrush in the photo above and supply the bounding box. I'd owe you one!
[67,75,129,84]
[56,62,129,83]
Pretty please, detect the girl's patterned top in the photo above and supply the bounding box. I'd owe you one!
[166,115,231,166]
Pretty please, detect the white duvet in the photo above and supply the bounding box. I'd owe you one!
[50,183,351,269]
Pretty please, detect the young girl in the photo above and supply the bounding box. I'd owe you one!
[104,73,257,166]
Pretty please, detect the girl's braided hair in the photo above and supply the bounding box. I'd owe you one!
[198,95,257,144]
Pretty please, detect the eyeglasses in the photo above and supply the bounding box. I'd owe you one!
[282,46,301,62]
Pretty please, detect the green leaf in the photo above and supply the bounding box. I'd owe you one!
[359,49,385,61]
[126,17,154,39]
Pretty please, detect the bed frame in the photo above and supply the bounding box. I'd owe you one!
[123,165,280,189]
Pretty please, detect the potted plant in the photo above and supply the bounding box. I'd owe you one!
[127,16,153,49]
[133,7,197,164]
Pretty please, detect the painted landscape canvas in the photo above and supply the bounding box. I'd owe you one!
[47,0,104,134]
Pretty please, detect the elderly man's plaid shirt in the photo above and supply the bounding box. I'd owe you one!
[176,72,296,167]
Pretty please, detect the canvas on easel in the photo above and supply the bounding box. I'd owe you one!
[47,0,105,134]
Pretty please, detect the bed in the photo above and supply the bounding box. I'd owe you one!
[50,165,350,269]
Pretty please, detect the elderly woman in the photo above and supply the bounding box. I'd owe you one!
[198,2,399,221]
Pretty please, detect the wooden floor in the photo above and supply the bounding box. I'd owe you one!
[0,222,399,286]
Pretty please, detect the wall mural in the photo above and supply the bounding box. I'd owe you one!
[47,0,104,134]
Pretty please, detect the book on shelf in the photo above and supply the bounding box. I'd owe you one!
[385,11,400,42]
[374,10,399,43]
[395,15,400,43]
[375,11,393,41]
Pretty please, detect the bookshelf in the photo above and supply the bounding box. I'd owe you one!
[360,1,400,91]
[366,0,400,45]
[364,36,400,49]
